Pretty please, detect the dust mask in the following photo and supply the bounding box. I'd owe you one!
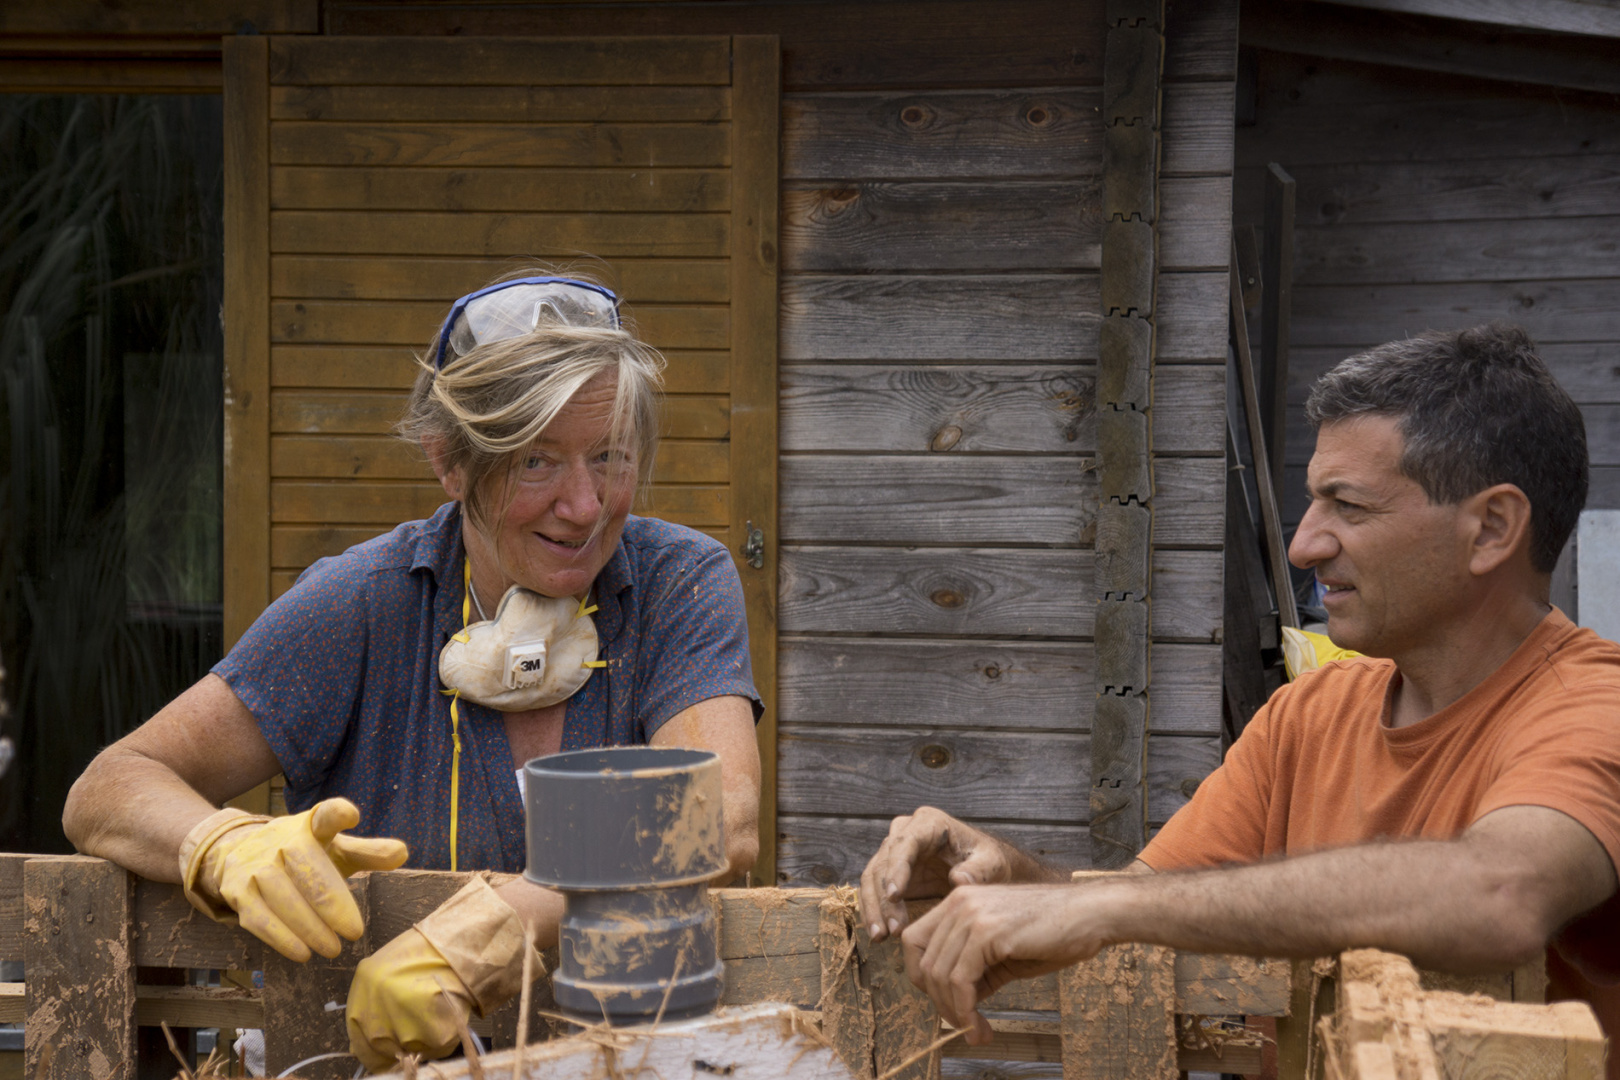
[439,584,602,711]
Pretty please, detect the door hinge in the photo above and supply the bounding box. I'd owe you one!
[741,521,765,569]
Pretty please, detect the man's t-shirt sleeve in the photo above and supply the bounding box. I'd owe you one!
[634,543,761,740]
[1139,689,1282,871]
[1477,685,1620,877]
[210,557,369,791]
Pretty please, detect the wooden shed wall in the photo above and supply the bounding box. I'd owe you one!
[320,0,1239,884]
[1234,48,1620,540]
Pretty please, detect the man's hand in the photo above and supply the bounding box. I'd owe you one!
[859,807,1059,944]
[901,883,1112,1044]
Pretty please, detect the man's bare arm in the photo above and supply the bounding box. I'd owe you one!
[63,674,282,882]
[902,805,1615,1041]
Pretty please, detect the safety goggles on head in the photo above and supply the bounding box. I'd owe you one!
[433,277,621,369]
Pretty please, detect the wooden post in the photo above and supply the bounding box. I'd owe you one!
[819,895,873,1080]
[728,33,782,888]
[1260,162,1295,498]
[865,935,941,1080]
[1091,0,1166,871]
[262,876,371,1079]
[1058,944,1178,1080]
[25,856,136,1080]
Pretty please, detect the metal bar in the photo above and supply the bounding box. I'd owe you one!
[1230,240,1300,629]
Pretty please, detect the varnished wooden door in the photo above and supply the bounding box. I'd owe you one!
[223,34,781,877]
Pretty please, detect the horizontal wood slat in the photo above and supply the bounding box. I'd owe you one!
[780,273,1225,362]
[778,638,1222,735]
[318,2,1103,91]
[269,211,730,258]
[1241,56,1620,167]
[270,84,732,123]
[271,390,729,439]
[269,297,729,348]
[1233,155,1620,227]
[779,455,1223,548]
[271,256,731,304]
[782,88,1102,180]
[780,363,1224,454]
[269,37,733,87]
[776,727,1217,825]
[271,167,731,213]
[780,177,1230,272]
[778,815,1092,884]
[271,435,728,484]
[269,482,727,528]
[1286,343,1620,406]
[1292,216,1620,285]
[778,547,1222,640]
[1161,82,1236,177]
[271,122,731,170]
[1290,279,1620,348]
[270,346,729,394]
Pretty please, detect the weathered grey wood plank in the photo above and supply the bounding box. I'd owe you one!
[780,273,1225,362]
[779,177,1227,274]
[1585,466,1620,511]
[318,1,1106,92]
[1164,0,1239,81]
[778,815,1093,886]
[777,638,1222,736]
[1292,216,1620,286]
[782,89,1102,180]
[783,180,1098,271]
[1290,280,1620,348]
[1288,343,1620,406]
[1160,176,1233,269]
[778,456,1222,548]
[1233,156,1620,228]
[1237,53,1620,166]
[776,728,1217,825]
[778,547,1222,640]
[780,363,1224,455]
[1161,82,1234,177]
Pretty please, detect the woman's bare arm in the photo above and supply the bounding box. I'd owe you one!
[62,673,282,881]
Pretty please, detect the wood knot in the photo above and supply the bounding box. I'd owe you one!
[929,424,962,452]
[820,187,860,213]
[1025,104,1051,126]
[899,103,934,129]
[930,589,966,609]
[982,663,1001,680]
[1180,778,1201,798]
[918,744,952,769]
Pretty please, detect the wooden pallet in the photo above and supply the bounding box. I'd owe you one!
[0,855,1296,1079]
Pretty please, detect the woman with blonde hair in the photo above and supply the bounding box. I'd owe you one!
[63,273,763,1071]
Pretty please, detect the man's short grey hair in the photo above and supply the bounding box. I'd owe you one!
[1304,323,1587,573]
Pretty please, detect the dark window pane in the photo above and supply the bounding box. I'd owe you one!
[0,94,224,851]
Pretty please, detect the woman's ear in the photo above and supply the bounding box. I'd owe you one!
[422,436,466,501]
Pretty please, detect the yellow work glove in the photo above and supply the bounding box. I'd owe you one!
[179,797,409,962]
[347,875,543,1073]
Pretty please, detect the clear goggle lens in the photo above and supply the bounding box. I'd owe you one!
[436,278,620,367]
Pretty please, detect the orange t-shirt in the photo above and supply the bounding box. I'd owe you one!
[1140,608,1620,1060]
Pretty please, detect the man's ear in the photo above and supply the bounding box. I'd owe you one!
[422,436,466,502]
[1465,483,1534,577]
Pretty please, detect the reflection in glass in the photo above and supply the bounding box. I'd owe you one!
[0,94,224,850]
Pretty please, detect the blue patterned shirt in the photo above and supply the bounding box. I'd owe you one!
[213,502,760,872]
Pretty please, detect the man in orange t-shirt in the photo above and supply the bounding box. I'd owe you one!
[856,323,1620,1069]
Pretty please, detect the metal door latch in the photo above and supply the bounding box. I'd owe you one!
[741,521,765,569]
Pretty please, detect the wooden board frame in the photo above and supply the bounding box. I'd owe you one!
[0,858,1289,1077]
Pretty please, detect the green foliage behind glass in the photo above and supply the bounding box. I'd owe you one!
[0,94,224,850]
